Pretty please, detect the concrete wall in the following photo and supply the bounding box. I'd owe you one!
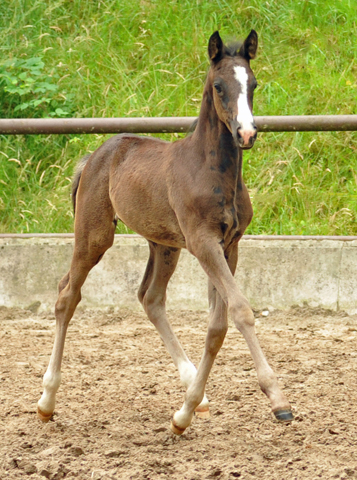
[1,234,357,314]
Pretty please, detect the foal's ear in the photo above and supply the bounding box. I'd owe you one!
[208,31,224,63]
[239,29,258,61]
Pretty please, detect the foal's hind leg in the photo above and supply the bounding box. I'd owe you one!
[38,196,116,421]
[138,242,209,418]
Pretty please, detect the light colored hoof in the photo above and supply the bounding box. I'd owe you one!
[37,407,53,422]
[195,407,210,419]
[170,420,186,436]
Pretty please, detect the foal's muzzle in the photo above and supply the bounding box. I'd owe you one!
[237,124,257,150]
[231,120,258,150]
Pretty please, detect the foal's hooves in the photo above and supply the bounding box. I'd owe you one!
[273,409,294,422]
[195,406,210,419]
[170,420,186,436]
[37,407,53,423]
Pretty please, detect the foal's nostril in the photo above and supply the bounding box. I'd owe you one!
[237,127,257,148]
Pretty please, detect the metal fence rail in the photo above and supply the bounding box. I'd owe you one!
[1,233,357,241]
[1,115,357,135]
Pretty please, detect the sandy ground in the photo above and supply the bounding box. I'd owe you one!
[1,305,357,479]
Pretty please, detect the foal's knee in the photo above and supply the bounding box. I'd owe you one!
[229,298,255,332]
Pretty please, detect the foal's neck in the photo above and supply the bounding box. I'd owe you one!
[191,86,243,180]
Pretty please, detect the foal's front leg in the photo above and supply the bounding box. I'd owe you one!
[170,243,235,434]
[171,283,228,434]
[171,238,293,434]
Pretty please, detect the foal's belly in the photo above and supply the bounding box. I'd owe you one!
[115,202,187,249]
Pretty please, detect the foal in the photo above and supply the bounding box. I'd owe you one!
[38,30,293,434]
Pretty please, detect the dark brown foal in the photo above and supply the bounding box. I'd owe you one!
[38,30,293,434]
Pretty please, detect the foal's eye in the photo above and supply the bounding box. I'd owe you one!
[214,83,223,94]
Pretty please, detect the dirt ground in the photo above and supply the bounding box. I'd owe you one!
[1,305,357,480]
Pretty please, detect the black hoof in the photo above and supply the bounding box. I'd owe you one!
[274,409,294,422]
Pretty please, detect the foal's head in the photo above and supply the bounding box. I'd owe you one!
[208,30,258,149]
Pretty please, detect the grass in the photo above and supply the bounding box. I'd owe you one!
[0,0,356,234]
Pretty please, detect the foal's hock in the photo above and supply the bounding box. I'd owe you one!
[38,30,294,435]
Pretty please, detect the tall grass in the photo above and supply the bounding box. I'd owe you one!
[0,0,356,234]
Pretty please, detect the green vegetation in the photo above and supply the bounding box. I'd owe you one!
[0,0,356,234]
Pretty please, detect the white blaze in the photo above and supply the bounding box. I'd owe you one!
[233,65,254,131]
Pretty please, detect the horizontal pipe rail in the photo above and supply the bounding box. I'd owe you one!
[0,115,357,135]
[1,233,357,241]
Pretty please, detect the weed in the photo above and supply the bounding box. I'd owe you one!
[0,57,74,117]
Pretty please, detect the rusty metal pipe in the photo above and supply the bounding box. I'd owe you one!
[1,115,357,135]
[256,115,357,132]
[0,117,194,135]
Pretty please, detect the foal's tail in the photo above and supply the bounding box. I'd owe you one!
[71,154,91,215]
